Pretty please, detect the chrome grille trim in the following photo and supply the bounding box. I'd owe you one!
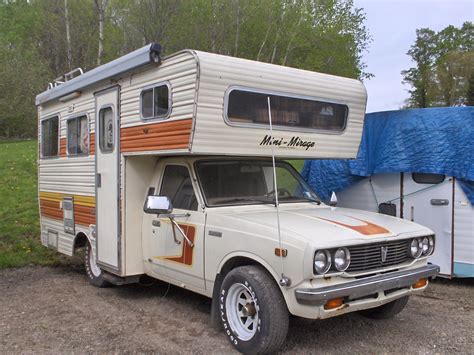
[347,240,412,272]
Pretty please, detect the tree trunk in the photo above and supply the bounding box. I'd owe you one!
[64,0,72,70]
[95,0,109,66]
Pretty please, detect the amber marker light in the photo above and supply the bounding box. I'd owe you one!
[412,278,428,289]
[324,297,344,310]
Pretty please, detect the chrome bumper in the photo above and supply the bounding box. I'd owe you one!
[295,264,440,306]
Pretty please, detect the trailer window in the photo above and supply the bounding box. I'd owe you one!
[41,116,59,158]
[160,165,198,211]
[412,173,445,184]
[99,107,114,153]
[67,115,89,155]
[226,88,348,132]
[141,83,170,119]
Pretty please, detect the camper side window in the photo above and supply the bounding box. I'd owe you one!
[412,173,445,184]
[226,88,348,132]
[67,115,89,156]
[160,165,198,211]
[141,83,170,119]
[41,116,59,158]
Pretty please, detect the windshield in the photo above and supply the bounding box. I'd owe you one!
[195,160,320,207]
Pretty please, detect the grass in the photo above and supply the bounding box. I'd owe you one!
[0,139,61,268]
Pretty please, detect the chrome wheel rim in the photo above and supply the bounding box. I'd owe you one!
[225,283,259,341]
[89,247,101,277]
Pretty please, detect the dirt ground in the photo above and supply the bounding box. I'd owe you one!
[1,263,473,354]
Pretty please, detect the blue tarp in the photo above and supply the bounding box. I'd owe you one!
[302,106,474,204]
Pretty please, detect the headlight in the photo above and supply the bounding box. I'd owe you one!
[334,247,351,271]
[314,250,331,274]
[421,237,430,255]
[410,238,423,258]
[427,235,435,255]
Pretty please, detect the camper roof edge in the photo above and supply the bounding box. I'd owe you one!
[35,43,162,106]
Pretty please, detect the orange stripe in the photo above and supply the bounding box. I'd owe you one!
[39,198,96,226]
[317,216,390,235]
[90,133,95,155]
[164,224,195,265]
[120,119,192,152]
[59,138,67,157]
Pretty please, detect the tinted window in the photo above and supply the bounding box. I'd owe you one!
[41,116,59,158]
[67,115,89,155]
[99,107,114,153]
[412,173,445,185]
[227,89,348,131]
[141,84,170,119]
[160,165,198,211]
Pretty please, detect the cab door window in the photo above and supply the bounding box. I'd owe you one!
[160,165,198,211]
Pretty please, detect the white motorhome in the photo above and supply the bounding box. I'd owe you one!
[36,44,439,353]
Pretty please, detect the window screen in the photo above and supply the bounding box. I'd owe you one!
[67,115,89,155]
[99,107,114,153]
[412,173,445,184]
[141,84,170,119]
[226,89,348,131]
[160,165,198,211]
[41,116,59,158]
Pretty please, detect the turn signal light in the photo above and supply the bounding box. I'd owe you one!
[412,278,428,289]
[324,297,344,310]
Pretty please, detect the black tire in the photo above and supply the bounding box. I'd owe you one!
[84,243,109,287]
[360,296,409,319]
[219,265,289,354]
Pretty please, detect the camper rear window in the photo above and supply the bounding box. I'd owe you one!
[67,115,89,156]
[41,116,59,158]
[226,89,348,132]
[412,173,445,184]
[141,83,170,119]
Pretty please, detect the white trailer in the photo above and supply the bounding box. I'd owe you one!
[332,173,473,277]
[36,44,439,353]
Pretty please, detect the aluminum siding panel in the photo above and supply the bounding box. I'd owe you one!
[453,181,474,265]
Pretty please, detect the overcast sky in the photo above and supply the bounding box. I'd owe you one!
[354,0,473,112]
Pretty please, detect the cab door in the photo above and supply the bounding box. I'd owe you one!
[144,162,206,290]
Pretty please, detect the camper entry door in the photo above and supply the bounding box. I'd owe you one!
[402,174,453,276]
[95,87,120,271]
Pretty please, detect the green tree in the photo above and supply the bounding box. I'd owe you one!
[402,22,473,108]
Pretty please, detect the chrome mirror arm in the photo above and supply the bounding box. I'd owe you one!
[160,213,193,248]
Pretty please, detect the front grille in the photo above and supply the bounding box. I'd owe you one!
[347,239,411,273]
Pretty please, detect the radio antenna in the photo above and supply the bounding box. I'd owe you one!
[267,97,289,287]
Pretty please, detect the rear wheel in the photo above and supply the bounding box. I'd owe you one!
[360,296,409,319]
[85,242,109,287]
[219,265,289,354]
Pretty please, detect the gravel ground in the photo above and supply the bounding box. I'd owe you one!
[0,263,473,354]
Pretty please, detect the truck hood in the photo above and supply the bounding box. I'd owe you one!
[216,204,431,246]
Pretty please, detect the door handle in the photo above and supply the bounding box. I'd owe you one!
[431,199,449,206]
[152,220,161,227]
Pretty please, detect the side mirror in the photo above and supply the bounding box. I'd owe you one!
[144,195,173,215]
[329,191,338,207]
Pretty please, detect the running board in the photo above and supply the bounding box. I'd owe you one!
[102,272,141,286]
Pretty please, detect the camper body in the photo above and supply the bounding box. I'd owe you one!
[331,173,473,277]
[36,44,439,353]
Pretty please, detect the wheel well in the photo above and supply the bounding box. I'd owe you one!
[73,232,89,255]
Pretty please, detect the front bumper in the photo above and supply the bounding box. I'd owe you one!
[295,264,440,306]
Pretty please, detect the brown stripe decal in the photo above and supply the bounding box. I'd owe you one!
[121,119,192,153]
[317,216,390,236]
[90,133,95,155]
[39,193,96,226]
[164,224,195,265]
[59,138,67,157]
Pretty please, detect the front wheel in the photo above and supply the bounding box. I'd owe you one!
[219,265,289,354]
[85,242,109,287]
[360,296,409,319]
